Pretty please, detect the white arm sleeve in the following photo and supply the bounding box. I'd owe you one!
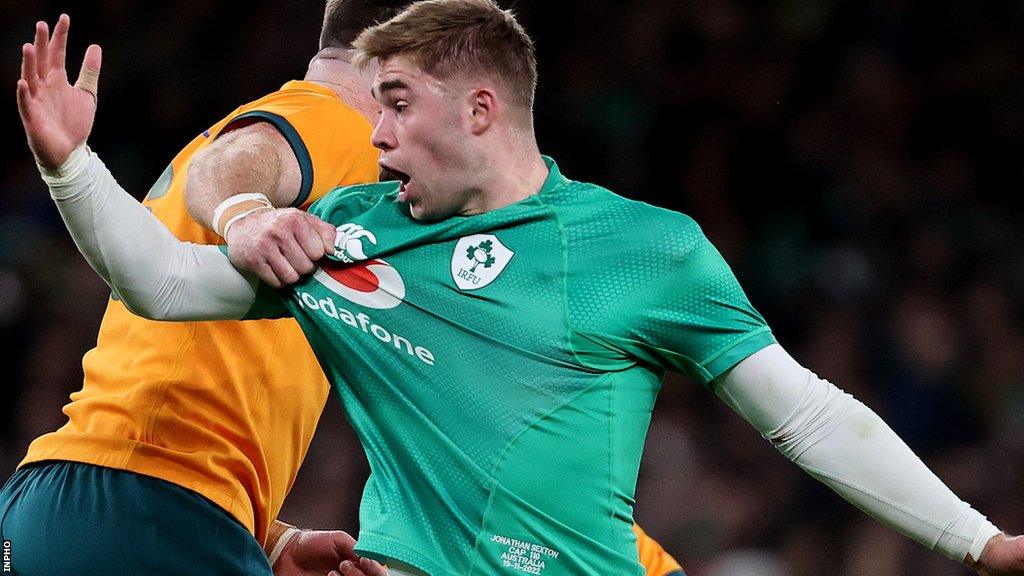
[714,343,1001,563]
[41,144,260,321]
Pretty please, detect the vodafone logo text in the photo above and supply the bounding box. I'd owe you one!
[304,223,435,365]
[296,290,435,366]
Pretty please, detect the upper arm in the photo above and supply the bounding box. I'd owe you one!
[712,343,813,434]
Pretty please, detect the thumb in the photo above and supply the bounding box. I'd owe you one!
[311,215,338,252]
[74,44,102,100]
[330,530,358,558]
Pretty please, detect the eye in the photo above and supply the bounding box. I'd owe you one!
[394,101,408,113]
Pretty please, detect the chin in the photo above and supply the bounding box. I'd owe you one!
[409,204,449,222]
[408,202,430,221]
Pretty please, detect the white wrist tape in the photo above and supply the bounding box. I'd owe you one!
[267,527,301,567]
[212,192,273,238]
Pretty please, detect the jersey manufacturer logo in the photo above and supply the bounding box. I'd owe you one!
[314,223,406,309]
[333,223,377,263]
[451,234,515,290]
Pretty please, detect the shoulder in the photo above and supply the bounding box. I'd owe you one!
[554,181,709,260]
[243,82,357,114]
[309,181,401,219]
[226,82,371,136]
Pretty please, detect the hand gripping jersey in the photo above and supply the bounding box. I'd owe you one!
[21,81,379,544]
[244,158,774,575]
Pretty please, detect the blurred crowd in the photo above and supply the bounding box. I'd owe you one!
[3,1,1024,575]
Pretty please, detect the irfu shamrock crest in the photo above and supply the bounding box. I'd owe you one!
[452,235,515,291]
[466,239,497,272]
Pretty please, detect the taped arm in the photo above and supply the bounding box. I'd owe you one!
[713,343,1001,564]
[42,144,261,320]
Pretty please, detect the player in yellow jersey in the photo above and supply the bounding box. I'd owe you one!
[0,6,403,575]
[5,7,687,576]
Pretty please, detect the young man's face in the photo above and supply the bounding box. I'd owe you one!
[370,55,480,221]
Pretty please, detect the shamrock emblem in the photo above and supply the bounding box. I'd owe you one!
[466,239,497,272]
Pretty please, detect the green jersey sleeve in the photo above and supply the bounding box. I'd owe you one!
[570,207,774,385]
[215,245,292,320]
[243,280,292,320]
[633,214,774,384]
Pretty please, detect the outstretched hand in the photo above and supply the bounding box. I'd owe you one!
[16,14,102,169]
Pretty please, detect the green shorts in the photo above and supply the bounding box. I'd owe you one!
[0,460,273,576]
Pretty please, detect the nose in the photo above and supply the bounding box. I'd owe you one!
[371,115,395,151]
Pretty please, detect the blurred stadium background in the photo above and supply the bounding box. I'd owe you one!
[3,2,1024,574]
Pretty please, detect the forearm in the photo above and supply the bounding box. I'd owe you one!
[42,144,259,320]
[185,123,301,231]
[265,519,300,566]
[714,344,1001,563]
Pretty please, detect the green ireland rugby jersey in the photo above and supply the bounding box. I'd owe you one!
[245,158,775,576]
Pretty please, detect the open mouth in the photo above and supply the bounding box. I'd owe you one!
[379,164,412,202]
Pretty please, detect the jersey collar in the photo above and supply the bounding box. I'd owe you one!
[539,156,570,195]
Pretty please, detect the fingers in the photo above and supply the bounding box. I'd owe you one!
[277,236,317,279]
[50,14,70,72]
[312,216,340,255]
[263,217,324,284]
[16,79,33,124]
[75,44,102,100]
[264,246,301,286]
[333,557,387,576]
[252,261,282,289]
[297,217,333,262]
[226,209,330,287]
[329,530,358,557]
[33,20,50,80]
[360,557,387,576]
[332,559,369,576]
[20,43,37,94]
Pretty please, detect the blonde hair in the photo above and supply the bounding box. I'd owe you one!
[353,0,537,111]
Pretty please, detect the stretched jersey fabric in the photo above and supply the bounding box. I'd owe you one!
[244,158,774,575]
[21,80,379,544]
[634,524,685,576]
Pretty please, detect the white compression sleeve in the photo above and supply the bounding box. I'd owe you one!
[40,144,260,321]
[713,344,1001,563]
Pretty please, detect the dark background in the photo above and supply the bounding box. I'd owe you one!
[3,2,1024,575]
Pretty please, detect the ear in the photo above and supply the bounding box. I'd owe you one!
[468,87,497,135]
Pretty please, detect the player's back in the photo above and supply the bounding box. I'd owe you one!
[21,80,379,543]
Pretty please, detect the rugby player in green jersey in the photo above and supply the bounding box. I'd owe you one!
[18,0,1024,575]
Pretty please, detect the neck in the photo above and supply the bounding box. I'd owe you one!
[460,136,548,215]
[304,48,377,123]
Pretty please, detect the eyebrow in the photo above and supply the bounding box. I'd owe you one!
[372,79,410,99]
